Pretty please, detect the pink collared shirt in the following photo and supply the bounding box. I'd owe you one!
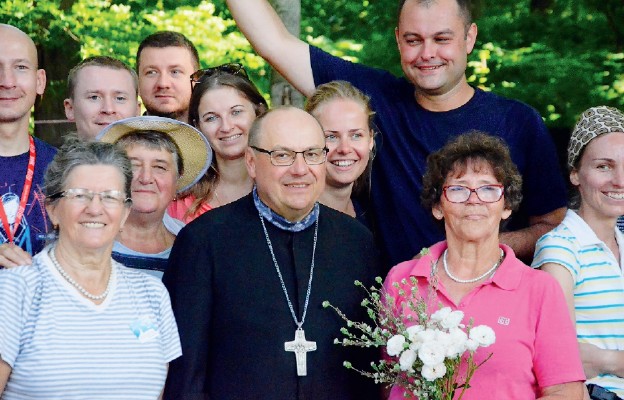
[383,241,585,400]
[167,195,213,224]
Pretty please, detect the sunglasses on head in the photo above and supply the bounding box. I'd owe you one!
[190,63,249,85]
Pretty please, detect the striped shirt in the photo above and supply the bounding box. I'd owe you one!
[533,209,624,396]
[111,212,185,279]
[0,246,181,399]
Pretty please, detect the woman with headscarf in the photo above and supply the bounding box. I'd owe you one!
[533,106,624,400]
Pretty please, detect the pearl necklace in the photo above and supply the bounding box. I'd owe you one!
[48,247,113,301]
[443,248,504,284]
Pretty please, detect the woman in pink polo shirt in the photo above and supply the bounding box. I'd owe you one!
[384,132,585,399]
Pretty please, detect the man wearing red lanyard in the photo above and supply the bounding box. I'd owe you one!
[0,24,57,268]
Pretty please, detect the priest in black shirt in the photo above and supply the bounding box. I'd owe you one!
[163,106,380,400]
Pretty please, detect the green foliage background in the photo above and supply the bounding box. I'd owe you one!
[2,0,622,130]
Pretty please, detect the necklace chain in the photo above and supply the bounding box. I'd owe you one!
[49,247,113,301]
[443,248,504,284]
[259,214,318,329]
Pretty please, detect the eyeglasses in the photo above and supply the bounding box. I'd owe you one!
[48,188,131,208]
[442,184,505,203]
[250,146,329,166]
[190,63,249,85]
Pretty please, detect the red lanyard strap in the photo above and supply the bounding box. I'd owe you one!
[0,135,36,244]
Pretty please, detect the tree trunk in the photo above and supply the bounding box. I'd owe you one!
[34,25,80,147]
[268,0,305,108]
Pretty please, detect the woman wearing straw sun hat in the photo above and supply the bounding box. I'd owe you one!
[97,115,212,278]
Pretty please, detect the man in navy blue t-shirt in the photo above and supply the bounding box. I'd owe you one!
[226,0,567,268]
[0,24,57,267]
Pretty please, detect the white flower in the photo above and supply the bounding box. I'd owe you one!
[418,341,446,366]
[422,363,447,381]
[416,328,437,343]
[399,349,418,371]
[445,343,465,358]
[434,329,451,345]
[386,334,406,356]
[466,338,479,352]
[440,310,464,330]
[431,307,452,323]
[325,274,497,397]
[405,324,424,342]
[448,327,468,342]
[409,341,422,352]
[469,325,496,347]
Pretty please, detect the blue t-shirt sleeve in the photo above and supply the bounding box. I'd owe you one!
[310,45,356,86]
[513,108,567,217]
[309,45,401,92]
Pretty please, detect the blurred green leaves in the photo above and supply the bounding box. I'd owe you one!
[2,0,622,128]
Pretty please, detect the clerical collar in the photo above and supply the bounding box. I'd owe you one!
[252,186,319,232]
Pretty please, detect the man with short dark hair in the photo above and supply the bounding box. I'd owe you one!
[227,0,568,267]
[64,56,140,140]
[136,31,199,122]
[163,107,379,399]
[0,24,57,267]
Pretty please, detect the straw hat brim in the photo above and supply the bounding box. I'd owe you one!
[96,116,212,193]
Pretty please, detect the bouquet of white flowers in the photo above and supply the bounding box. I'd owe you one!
[323,274,495,400]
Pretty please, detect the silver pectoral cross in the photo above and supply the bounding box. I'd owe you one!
[285,328,317,376]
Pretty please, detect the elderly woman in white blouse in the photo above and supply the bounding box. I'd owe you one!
[0,138,181,399]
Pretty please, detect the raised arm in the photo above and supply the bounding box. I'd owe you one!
[226,0,316,96]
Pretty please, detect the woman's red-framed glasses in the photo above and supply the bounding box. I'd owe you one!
[442,184,505,203]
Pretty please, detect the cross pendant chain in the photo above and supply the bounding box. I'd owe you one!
[259,214,320,376]
[285,328,317,376]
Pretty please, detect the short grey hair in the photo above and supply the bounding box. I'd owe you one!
[114,130,183,176]
[44,135,133,203]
